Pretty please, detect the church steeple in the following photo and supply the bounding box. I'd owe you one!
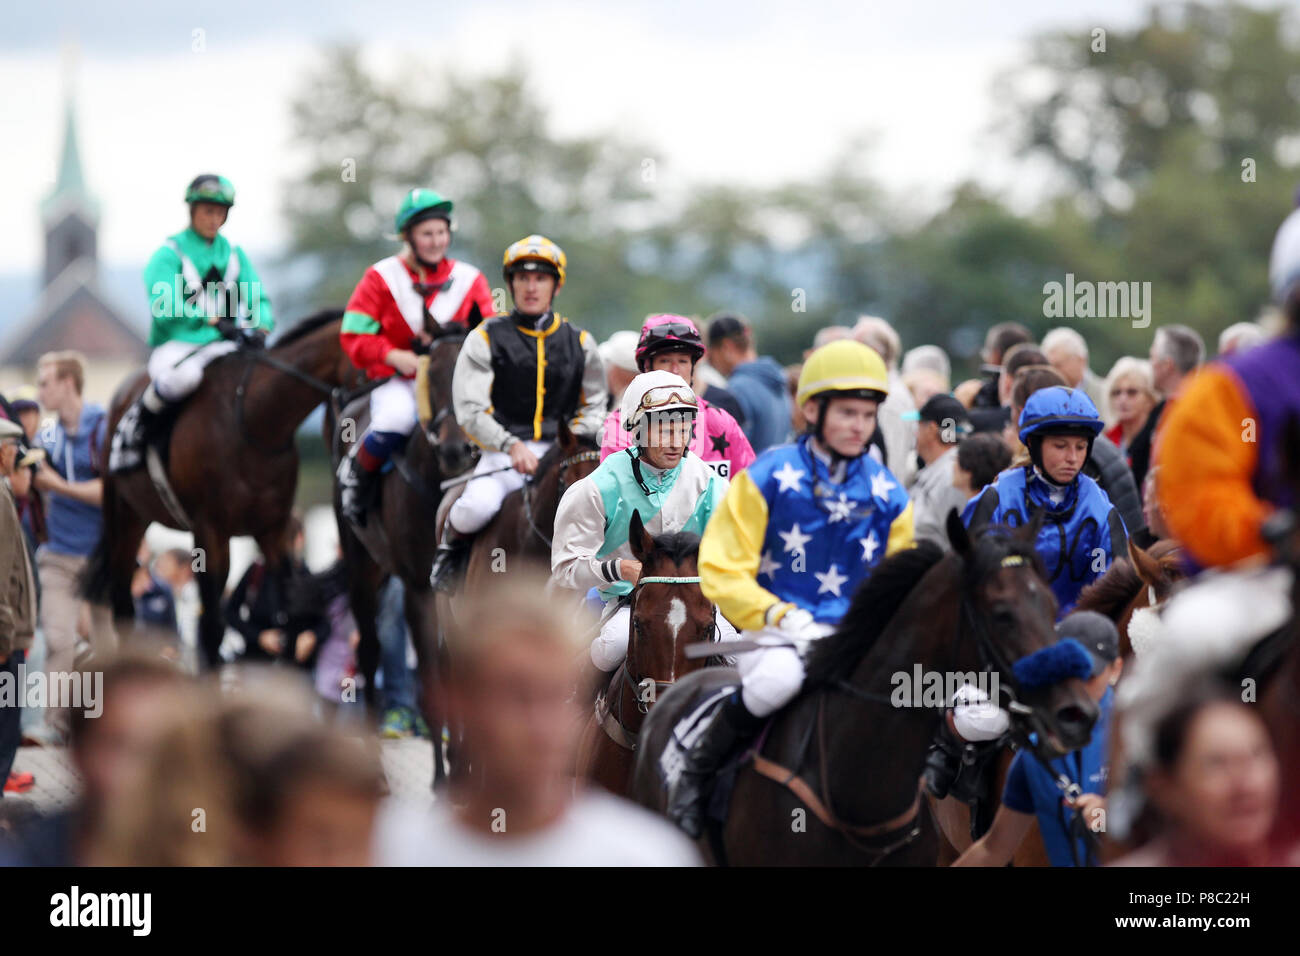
[41,77,100,287]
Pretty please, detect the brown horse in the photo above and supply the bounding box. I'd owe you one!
[576,513,719,797]
[632,513,1098,866]
[330,322,476,784]
[1075,537,1187,657]
[929,536,1190,864]
[83,311,360,667]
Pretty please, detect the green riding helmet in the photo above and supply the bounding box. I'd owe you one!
[395,188,454,234]
[185,174,236,207]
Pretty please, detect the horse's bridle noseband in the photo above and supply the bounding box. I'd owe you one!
[522,448,602,550]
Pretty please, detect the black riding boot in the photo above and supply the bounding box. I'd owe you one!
[337,448,379,527]
[429,526,473,594]
[666,690,763,839]
[109,392,165,474]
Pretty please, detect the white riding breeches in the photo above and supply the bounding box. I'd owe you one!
[369,376,419,435]
[736,621,834,717]
[148,339,239,402]
[589,604,740,672]
[448,440,551,534]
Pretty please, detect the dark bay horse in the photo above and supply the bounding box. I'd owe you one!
[631,512,1098,866]
[576,513,720,798]
[83,311,360,667]
[331,322,475,784]
[930,536,1189,864]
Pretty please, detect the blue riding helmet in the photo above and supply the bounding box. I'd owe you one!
[1018,386,1103,445]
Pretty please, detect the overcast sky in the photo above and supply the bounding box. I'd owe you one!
[3,0,1166,275]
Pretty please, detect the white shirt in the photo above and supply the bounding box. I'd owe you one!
[373,789,703,866]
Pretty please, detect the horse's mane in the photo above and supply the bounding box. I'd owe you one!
[804,541,946,687]
[1075,559,1139,619]
[1076,538,1184,619]
[646,530,701,567]
[271,308,344,348]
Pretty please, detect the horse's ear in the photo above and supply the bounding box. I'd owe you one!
[629,509,653,563]
[1129,537,1162,586]
[558,416,577,452]
[466,303,485,334]
[1019,506,1046,543]
[946,508,972,558]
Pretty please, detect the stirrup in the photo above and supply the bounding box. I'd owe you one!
[337,455,377,526]
[429,536,471,593]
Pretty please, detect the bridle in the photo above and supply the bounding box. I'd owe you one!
[600,574,717,750]
[522,447,601,550]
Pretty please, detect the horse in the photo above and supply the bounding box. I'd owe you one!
[1075,537,1187,658]
[330,321,476,785]
[631,511,1098,866]
[929,536,1190,864]
[82,311,361,668]
[575,512,721,798]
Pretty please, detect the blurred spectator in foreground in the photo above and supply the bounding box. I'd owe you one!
[0,418,38,796]
[1217,321,1266,357]
[92,670,384,866]
[375,571,700,865]
[1042,327,1108,420]
[1114,680,1284,867]
[910,395,973,550]
[1,653,189,865]
[1129,324,1204,491]
[953,432,1012,503]
[705,313,791,455]
[599,331,640,410]
[853,315,917,484]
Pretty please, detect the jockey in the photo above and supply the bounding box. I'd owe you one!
[112,174,274,473]
[553,371,737,690]
[336,188,495,523]
[1155,206,1300,569]
[963,386,1128,617]
[599,315,754,480]
[428,235,607,591]
[667,340,915,837]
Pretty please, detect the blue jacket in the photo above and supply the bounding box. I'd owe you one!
[961,465,1127,617]
[1002,687,1113,867]
[728,357,792,455]
[40,404,107,557]
[700,435,914,628]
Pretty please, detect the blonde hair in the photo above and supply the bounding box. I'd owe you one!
[448,567,592,679]
[36,350,87,395]
[1105,356,1157,405]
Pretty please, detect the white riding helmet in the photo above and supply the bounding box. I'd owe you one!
[621,370,699,433]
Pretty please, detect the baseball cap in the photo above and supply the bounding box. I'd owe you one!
[918,394,971,436]
[1056,611,1119,677]
[5,385,38,414]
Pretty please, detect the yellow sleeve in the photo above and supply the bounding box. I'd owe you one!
[885,500,915,556]
[699,470,785,632]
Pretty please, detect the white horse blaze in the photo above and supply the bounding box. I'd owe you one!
[667,597,687,681]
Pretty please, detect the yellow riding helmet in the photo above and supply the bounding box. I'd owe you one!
[503,234,566,289]
[796,340,890,407]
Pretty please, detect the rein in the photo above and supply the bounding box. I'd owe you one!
[600,574,715,750]
[751,552,1041,862]
[234,345,355,455]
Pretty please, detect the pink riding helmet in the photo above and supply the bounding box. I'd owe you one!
[635,314,706,372]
